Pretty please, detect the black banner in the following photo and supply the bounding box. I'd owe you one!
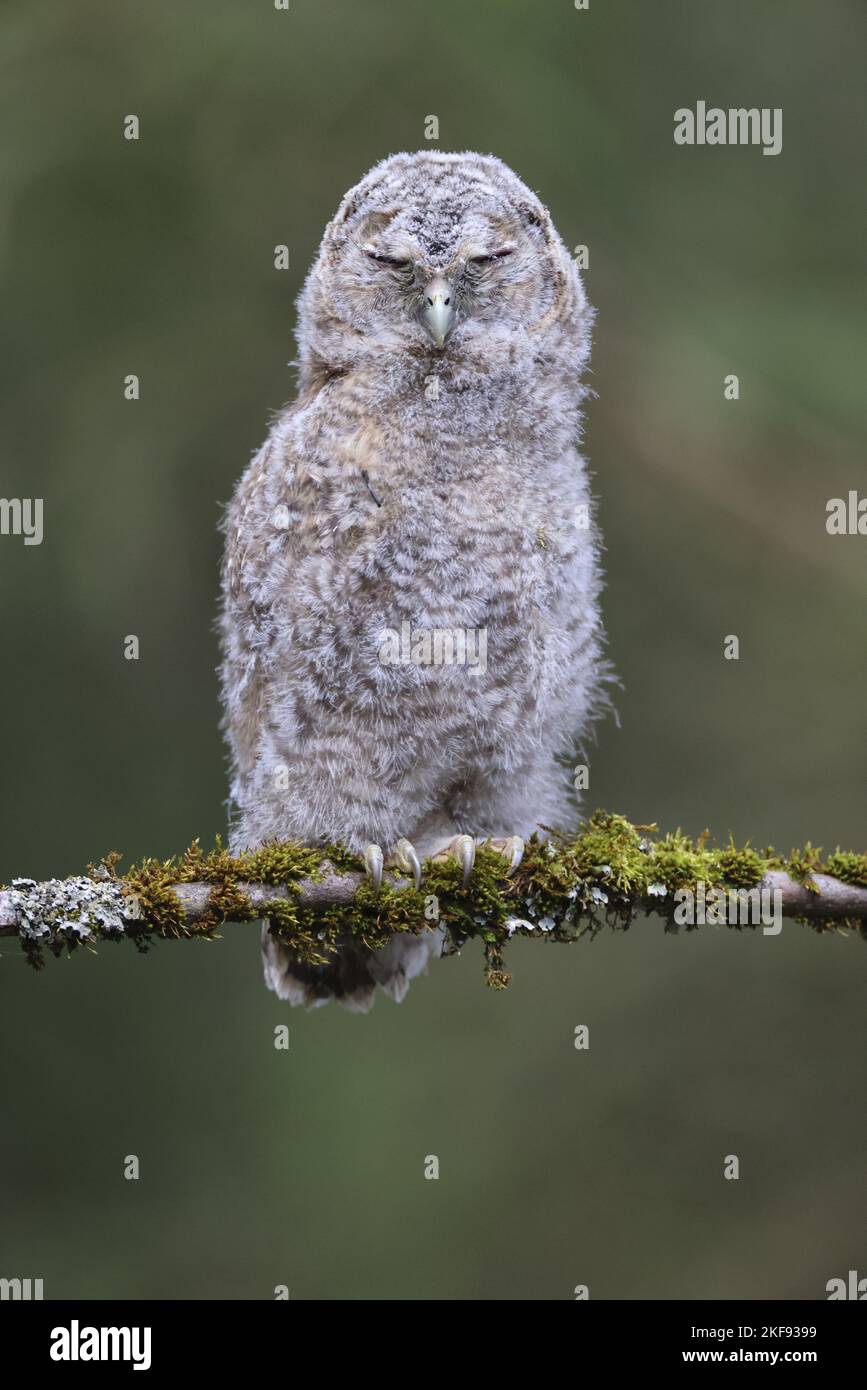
[2,1299,862,1373]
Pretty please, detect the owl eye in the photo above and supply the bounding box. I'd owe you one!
[364,249,413,270]
[469,247,515,265]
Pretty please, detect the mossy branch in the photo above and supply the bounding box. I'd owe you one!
[2,814,865,987]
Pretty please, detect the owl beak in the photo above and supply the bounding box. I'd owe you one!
[421,276,456,348]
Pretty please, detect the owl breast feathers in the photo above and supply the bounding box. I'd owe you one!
[220,150,608,1010]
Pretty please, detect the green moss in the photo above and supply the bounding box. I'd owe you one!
[785,842,824,894]
[263,895,338,970]
[715,838,767,889]
[118,836,328,942]
[648,828,711,894]
[319,843,366,874]
[823,850,867,888]
[10,814,865,981]
[484,941,512,990]
[121,857,187,937]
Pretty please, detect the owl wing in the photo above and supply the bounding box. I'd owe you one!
[220,438,286,792]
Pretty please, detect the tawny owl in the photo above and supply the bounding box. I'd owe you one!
[220,151,606,1011]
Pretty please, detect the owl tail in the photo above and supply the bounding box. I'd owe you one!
[261,924,443,1012]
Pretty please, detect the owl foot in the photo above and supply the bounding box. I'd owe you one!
[430,834,524,887]
[487,835,525,873]
[365,835,524,893]
[362,838,422,893]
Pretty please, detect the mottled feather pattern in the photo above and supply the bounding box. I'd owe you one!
[220,151,608,1009]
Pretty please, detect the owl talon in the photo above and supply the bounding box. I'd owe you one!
[454,833,476,888]
[363,842,383,893]
[392,837,422,889]
[491,835,524,874]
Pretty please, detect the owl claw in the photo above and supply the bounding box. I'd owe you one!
[392,837,422,889]
[492,835,524,874]
[363,843,383,893]
[430,833,519,888]
[453,833,476,888]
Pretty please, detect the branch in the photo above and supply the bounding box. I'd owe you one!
[2,814,865,986]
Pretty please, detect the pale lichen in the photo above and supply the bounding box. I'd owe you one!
[10,876,132,941]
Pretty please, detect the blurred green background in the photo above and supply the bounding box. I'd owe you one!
[1,0,865,1300]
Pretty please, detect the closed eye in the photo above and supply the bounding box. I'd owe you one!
[469,247,515,265]
[364,249,412,269]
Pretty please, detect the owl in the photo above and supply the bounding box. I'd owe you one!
[220,151,607,1010]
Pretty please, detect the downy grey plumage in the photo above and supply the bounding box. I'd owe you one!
[220,151,608,1010]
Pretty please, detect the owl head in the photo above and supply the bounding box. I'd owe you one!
[296,151,591,387]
